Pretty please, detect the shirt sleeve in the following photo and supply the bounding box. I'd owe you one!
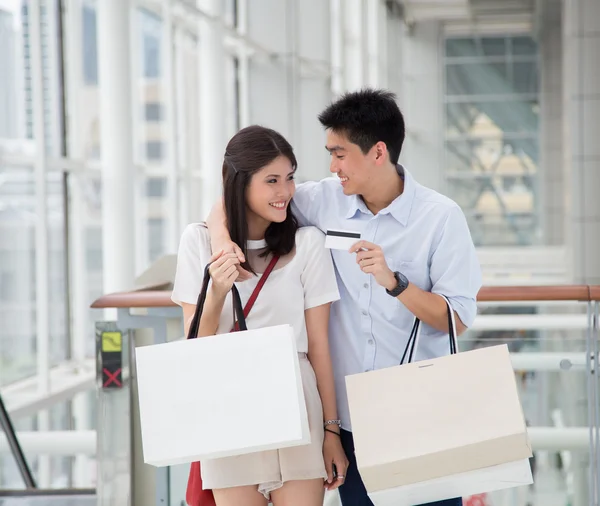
[291,180,330,231]
[429,206,482,328]
[171,224,211,306]
[299,227,341,310]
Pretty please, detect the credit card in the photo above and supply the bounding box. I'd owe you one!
[325,229,361,250]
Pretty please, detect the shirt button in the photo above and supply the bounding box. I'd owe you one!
[368,339,374,345]
[362,310,368,316]
[363,283,369,289]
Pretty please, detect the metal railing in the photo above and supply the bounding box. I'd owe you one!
[0,393,95,502]
[0,394,36,489]
[87,283,600,506]
[2,283,599,505]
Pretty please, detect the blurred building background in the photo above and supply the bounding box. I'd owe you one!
[0,0,599,505]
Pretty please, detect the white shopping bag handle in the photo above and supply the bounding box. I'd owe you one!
[399,295,458,365]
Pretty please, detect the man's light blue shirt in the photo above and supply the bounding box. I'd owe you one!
[292,166,483,431]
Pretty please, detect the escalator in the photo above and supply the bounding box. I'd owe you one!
[0,394,95,506]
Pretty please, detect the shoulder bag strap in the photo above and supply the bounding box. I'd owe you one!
[232,254,280,331]
[187,254,280,338]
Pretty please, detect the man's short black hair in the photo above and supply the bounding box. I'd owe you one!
[318,88,405,165]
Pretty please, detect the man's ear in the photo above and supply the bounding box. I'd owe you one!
[373,141,388,165]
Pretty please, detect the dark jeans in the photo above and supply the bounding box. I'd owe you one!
[338,429,463,506]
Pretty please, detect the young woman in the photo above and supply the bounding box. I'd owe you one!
[171,125,348,506]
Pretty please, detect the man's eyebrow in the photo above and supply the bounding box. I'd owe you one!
[326,145,346,152]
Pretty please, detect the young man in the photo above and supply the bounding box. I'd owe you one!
[207,89,482,506]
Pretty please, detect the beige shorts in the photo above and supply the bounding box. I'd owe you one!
[200,355,327,499]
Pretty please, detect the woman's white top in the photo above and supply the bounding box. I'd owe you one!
[171,225,340,353]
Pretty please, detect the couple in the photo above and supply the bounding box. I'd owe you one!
[171,88,483,506]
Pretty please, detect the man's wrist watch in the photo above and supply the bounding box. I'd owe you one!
[386,271,409,297]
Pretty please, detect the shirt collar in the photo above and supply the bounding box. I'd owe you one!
[345,164,416,226]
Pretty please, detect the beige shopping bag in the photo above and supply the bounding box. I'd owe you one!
[346,296,532,504]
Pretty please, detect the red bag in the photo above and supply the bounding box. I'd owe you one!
[184,255,279,506]
[463,494,489,506]
[186,461,214,506]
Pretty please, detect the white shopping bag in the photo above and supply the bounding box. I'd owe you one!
[135,324,310,467]
[346,296,533,505]
[136,263,310,467]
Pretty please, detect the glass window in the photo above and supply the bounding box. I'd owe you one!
[224,0,238,28]
[49,403,72,487]
[445,37,478,57]
[148,217,165,262]
[147,177,166,197]
[0,415,36,488]
[144,177,170,264]
[134,8,165,169]
[513,61,538,94]
[146,140,163,160]
[446,62,511,96]
[0,11,24,139]
[512,36,537,55]
[82,4,98,85]
[444,35,540,246]
[48,173,68,367]
[480,37,506,57]
[85,226,103,270]
[0,169,37,386]
[140,9,161,79]
[0,271,15,301]
[145,102,162,122]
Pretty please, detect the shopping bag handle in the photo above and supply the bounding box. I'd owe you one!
[186,263,247,340]
[399,294,458,365]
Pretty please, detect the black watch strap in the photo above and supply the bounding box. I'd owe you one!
[386,271,409,297]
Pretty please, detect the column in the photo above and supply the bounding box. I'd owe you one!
[564,0,600,285]
[97,0,136,294]
[29,0,50,488]
[365,0,386,89]
[330,0,344,96]
[247,0,295,138]
[399,21,445,192]
[343,0,364,91]
[161,0,180,251]
[64,0,92,485]
[97,12,141,499]
[539,0,564,246]
[385,7,406,97]
[562,0,600,503]
[198,0,226,220]
[246,0,332,181]
[296,0,331,180]
[536,0,564,480]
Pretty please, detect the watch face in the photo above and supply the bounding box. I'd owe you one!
[387,271,408,296]
[398,272,409,288]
